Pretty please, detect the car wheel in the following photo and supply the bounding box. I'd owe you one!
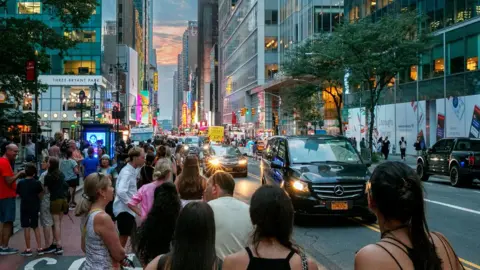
[416,162,430,181]
[449,165,462,187]
[239,172,248,178]
[361,214,377,224]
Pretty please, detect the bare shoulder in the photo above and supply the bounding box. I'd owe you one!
[289,254,319,270]
[93,212,115,230]
[145,255,161,270]
[223,250,249,270]
[355,244,392,269]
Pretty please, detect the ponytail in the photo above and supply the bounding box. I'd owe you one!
[407,175,441,269]
[75,194,93,217]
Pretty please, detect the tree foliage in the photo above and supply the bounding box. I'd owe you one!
[334,11,433,152]
[280,84,323,129]
[282,34,346,134]
[0,0,98,102]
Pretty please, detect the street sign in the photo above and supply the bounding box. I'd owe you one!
[26,60,35,82]
[341,108,349,121]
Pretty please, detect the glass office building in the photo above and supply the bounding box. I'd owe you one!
[344,0,480,150]
[1,0,109,138]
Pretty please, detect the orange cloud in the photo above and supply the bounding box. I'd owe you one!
[153,25,186,66]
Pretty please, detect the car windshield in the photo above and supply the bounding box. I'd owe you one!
[185,137,199,144]
[211,146,241,157]
[288,138,361,164]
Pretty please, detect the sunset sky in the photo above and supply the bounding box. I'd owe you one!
[103,0,197,120]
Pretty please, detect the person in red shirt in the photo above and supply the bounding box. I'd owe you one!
[0,143,25,255]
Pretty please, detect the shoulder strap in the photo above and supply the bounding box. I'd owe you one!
[285,250,295,261]
[245,247,254,259]
[300,252,308,270]
[431,232,465,270]
[375,243,403,270]
[381,237,411,258]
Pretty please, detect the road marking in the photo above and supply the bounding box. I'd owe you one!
[424,199,480,215]
[249,173,260,180]
[461,259,480,270]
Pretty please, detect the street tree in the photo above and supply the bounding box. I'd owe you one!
[280,84,323,133]
[282,35,346,135]
[0,0,97,103]
[332,11,432,153]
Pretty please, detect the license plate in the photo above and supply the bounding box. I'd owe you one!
[224,168,233,172]
[331,201,348,210]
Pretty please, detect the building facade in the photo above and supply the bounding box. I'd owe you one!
[181,21,198,127]
[219,0,279,137]
[344,0,480,152]
[0,0,113,139]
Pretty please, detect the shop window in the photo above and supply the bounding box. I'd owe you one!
[265,37,278,52]
[63,60,96,75]
[64,30,96,43]
[64,88,91,110]
[410,66,418,81]
[434,58,444,76]
[23,95,33,110]
[18,2,41,14]
[467,57,478,71]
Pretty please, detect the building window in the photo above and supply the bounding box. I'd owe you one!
[410,66,418,81]
[118,32,123,43]
[18,2,41,14]
[64,30,96,43]
[467,57,478,71]
[118,3,123,13]
[265,37,278,52]
[265,64,279,80]
[63,60,96,75]
[265,10,278,25]
[434,58,444,75]
[118,18,122,27]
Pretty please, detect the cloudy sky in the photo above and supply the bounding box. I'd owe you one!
[154,0,198,120]
[104,0,197,120]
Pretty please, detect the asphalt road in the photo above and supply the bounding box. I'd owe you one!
[4,157,480,270]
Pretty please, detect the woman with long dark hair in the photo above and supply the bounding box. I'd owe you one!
[145,202,219,270]
[134,182,181,266]
[175,155,207,207]
[138,153,155,189]
[223,185,317,270]
[355,161,462,269]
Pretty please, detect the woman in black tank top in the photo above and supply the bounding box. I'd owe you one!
[355,162,463,270]
[223,185,317,270]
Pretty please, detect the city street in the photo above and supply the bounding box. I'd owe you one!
[2,157,480,269]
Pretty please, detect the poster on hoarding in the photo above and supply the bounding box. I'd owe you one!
[208,126,224,142]
[396,101,426,155]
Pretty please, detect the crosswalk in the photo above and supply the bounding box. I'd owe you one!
[21,254,142,270]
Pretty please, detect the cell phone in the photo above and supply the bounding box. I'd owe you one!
[451,97,465,120]
[469,105,480,138]
[437,114,445,141]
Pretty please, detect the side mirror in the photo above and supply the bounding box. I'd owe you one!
[365,163,372,168]
[242,153,248,157]
[271,159,284,169]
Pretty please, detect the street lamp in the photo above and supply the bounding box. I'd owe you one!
[91,82,98,123]
[79,90,86,137]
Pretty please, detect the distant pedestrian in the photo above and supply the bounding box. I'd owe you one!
[0,143,25,256]
[137,153,155,189]
[128,163,171,221]
[44,157,69,255]
[399,137,407,161]
[414,137,422,156]
[175,155,207,208]
[114,147,146,248]
[61,149,79,210]
[38,156,56,255]
[382,137,390,160]
[82,147,99,178]
[16,163,43,256]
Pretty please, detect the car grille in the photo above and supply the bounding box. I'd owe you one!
[311,182,365,199]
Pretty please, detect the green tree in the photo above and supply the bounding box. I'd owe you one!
[333,11,432,153]
[0,0,97,103]
[282,35,346,135]
[280,84,323,133]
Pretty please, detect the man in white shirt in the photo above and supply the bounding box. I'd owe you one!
[204,171,253,260]
[113,147,145,247]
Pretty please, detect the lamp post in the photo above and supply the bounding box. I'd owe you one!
[92,82,98,123]
[79,90,86,138]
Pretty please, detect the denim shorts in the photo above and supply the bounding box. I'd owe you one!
[0,197,16,223]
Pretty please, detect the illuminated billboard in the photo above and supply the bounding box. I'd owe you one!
[139,90,150,124]
[154,72,158,91]
[182,103,188,127]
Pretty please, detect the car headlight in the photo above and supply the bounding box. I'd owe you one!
[292,180,309,192]
[183,145,189,150]
[209,159,220,166]
[203,145,209,150]
[238,159,247,165]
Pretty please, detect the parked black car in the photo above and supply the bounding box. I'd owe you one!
[260,135,375,222]
[204,144,248,178]
[416,137,480,187]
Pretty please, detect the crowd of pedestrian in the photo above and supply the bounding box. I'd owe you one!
[0,132,465,270]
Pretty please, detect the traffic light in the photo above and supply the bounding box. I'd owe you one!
[240,107,246,116]
[246,108,249,115]
[156,108,160,116]
[251,108,256,115]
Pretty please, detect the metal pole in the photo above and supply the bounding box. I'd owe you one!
[34,57,39,164]
[80,100,84,134]
[443,32,447,139]
[116,62,120,135]
[93,86,96,123]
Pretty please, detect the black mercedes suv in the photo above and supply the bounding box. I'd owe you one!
[260,135,375,222]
